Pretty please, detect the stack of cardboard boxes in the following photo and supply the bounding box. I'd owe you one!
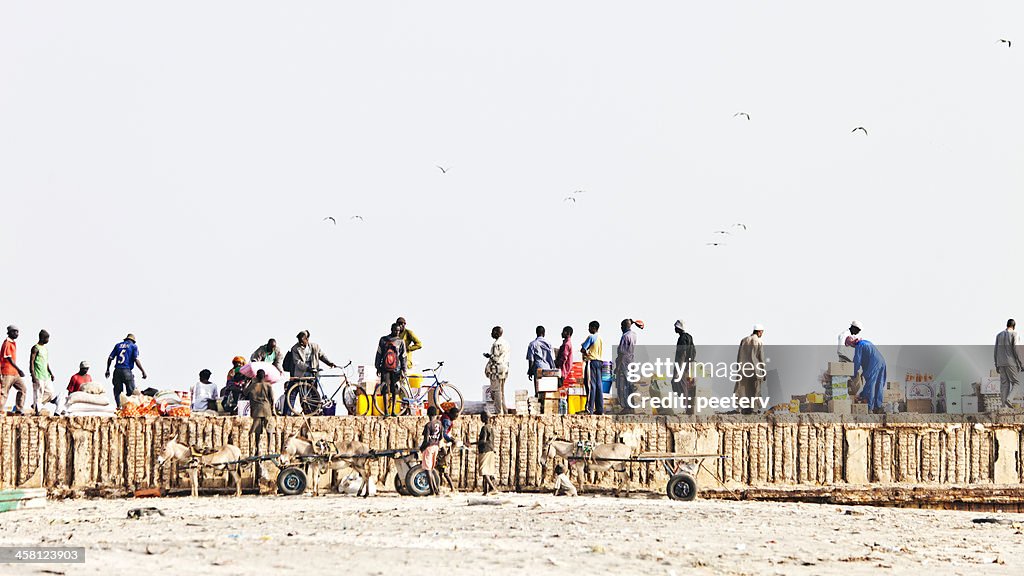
[826,361,853,415]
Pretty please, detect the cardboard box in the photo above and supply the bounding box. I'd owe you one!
[942,381,963,399]
[801,402,828,413]
[829,399,852,415]
[905,382,934,400]
[883,390,903,403]
[852,403,869,415]
[828,394,849,401]
[830,375,851,386]
[789,399,800,413]
[962,395,979,413]
[828,362,855,376]
[906,399,934,413]
[806,393,824,404]
[980,377,1001,395]
[885,381,903,394]
[535,379,558,393]
[568,387,586,396]
[791,394,807,403]
[945,396,963,414]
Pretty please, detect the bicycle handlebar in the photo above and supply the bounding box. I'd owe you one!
[423,361,445,373]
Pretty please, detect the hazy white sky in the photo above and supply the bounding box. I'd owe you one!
[2,1,1021,404]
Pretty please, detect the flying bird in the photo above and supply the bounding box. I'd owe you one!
[563,196,577,204]
[572,190,586,195]
[733,112,751,120]
[350,215,364,222]
[322,217,336,225]
[706,242,725,247]
[436,165,450,174]
[732,223,748,230]
[999,39,1012,47]
[851,127,868,135]
[713,230,730,235]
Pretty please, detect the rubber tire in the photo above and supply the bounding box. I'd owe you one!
[666,473,698,501]
[277,466,308,496]
[405,466,438,497]
[429,384,464,413]
[286,381,323,416]
[373,381,408,416]
[340,385,358,416]
[394,474,409,496]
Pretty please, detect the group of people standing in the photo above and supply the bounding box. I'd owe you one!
[0,326,146,416]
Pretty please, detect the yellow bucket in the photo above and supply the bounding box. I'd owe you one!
[567,395,586,415]
[356,393,405,416]
[407,374,424,389]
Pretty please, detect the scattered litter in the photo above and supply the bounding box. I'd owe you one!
[972,518,1013,525]
[127,507,164,519]
[468,498,509,506]
[591,545,606,554]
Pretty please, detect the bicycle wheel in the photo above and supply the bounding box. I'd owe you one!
[373,381,408,416]
[429,383,464,413]
[286,380,324,416]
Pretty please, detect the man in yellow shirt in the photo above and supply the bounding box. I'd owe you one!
[580,320,604,415]
[396,317,422,368]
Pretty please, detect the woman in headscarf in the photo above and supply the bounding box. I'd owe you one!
[614,319,643,414]
[673,320,697,412]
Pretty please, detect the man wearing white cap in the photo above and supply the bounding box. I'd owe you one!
[837,321,863,362]
[735,324,766,415]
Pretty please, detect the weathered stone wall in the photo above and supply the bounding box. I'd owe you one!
[1,414,1022,494]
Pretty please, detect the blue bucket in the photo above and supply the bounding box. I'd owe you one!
[602,380,612,394]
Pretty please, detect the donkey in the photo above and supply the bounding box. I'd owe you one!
[158,435,243,497]
[543,439,633,495]
[280,434,374,497]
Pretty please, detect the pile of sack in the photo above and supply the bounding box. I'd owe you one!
[65,383,116,417]
[118,389,191,418]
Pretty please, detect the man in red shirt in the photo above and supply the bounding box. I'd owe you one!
[0,325,27,416]
[61,361,93,415]
[67,361,93,394]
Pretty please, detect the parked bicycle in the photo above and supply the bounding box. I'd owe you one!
[354,361,463,416]
[284,361,354,416]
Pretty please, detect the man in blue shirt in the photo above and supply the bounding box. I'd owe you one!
[105,333,148,407]
[526,326,555,380]
[850,336,886,413]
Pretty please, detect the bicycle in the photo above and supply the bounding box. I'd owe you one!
[284,361,354,416]
[356,361,463,416]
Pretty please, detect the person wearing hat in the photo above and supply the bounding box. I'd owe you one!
[848,336,887,413]
[837,321,863,362]
[735,324,766,415]
[29,329,56,415]
[105,333,147,408]
[0,325,27,416]
[672,320,697,411]
[227,356,247,386]
[62,361,93,414]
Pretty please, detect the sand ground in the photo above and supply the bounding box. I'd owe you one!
[1,491,1023,576]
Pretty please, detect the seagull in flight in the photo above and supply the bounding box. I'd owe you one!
[732,223,748,230]
[713,230,730,235]
[350,215,364,222]
[706,242,725,247]
[322,217,337,225]
[572,189,586,195]
[999,39,1012,47]
[436,165,450,174]
[733,112,751,120]
[852,127,868,135]
[563,196,577,204]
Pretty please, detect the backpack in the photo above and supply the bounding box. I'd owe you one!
[283,350,295,374]
[382,338,400,372]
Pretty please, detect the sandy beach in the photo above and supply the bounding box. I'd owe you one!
[2,492,1022,576]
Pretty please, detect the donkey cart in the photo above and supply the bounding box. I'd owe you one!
[567,452,727,501]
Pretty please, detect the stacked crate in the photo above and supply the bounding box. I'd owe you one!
[826,362,853,414]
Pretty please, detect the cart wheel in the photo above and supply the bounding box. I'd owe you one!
[405,466,438,497]
[394,474,409,496]
[666,473,698,501]
[277,466,308,496]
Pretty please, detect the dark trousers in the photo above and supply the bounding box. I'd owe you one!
[585,359,604,415]
[112,369,136,407]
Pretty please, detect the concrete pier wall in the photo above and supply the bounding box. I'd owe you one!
[1,415,1022,494]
